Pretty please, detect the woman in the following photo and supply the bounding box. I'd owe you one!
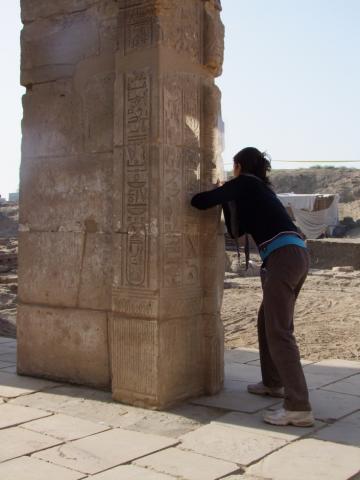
[191,147,314,427]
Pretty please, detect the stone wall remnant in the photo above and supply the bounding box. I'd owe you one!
[18,0,225,408]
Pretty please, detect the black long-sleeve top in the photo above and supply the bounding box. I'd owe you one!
[191,175,298,246]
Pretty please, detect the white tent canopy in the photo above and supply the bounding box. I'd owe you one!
[277,193,340,239]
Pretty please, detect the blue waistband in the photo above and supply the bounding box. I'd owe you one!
[259,234,306,261]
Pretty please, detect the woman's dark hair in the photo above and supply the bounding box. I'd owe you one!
[233,147,272,185]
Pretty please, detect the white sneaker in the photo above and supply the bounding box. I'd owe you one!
[247,381,284,398]
[263,408,315,427]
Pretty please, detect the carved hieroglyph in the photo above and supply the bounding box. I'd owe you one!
[18,0,225,408]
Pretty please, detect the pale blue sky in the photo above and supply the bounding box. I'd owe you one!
[218,0,360,170]
[0,1,359,198]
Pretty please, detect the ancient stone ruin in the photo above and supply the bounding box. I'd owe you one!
[18,0,225,408]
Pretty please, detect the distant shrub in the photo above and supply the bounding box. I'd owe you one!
[309,165,337,169]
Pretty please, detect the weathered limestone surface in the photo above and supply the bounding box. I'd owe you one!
[19,0,225,408]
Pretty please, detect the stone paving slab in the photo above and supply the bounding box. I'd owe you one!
[225,364,262,383]
[21,413,110,441]
[0,359,16,368]
[135,447,240,480]
[226,476,270,480]
[0,352,17,363]
[10,385,128,425]
[0,344,359,480]
[34,428,178,475]
[90,465,176,479]
[0,345,17,355]
[0,456,84,480]
[0,404,51,429]
[212,411,324,441]
[0,341,16,348]
[0,372,60,398]
[270,388,360,422]
[313,411,360,447]
[247,438,360,480]
[247,358,314,367]
[180,422,288,466]
[0,336,16,344]
[223,379,249,392]
[303,359,360,379]
[305,371,356,389]
[0,426,61,462]
[308,389,360,421]
[304,372,355,390]
[224,348,260,364]
[192,389,279,413]
[0,364,16,373]
[321,373,360,396]
[118,403,224,438]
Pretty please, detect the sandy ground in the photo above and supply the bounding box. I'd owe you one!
[339,199,360,221]
[222,267,360,361]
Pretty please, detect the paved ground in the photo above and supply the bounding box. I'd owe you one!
[0,336,359,480]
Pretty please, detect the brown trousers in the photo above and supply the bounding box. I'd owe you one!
[258,245,311,411]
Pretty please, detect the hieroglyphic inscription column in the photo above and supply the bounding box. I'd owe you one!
[110,0,225,407]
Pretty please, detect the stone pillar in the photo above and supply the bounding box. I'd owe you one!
[18,0,225,409]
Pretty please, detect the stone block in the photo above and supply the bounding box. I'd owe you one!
[21,12,99,84]
[21,0,99,22]
[91,465,176,479]
[307,238,360,270]
[0,404,50,429]
[135,447,239,480]
[34,428,178,474]
[110,315,205,408]
[17,305,110,388]
[247,438,360,480]
[159,2,202,65]
[23,413,109,441]
[202,314,224,395]
[180,423,288,466]
[18,232,111,309]
[18,232,82,307]
[0,426,61,463]
[20,154,113,234]
[203,0,224,76]
[112,234,160,297]
[78,234,113,310]
[82,71,115,152]
[0,456,84,480]
[22,80,83,157]
[0,371,59,399]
